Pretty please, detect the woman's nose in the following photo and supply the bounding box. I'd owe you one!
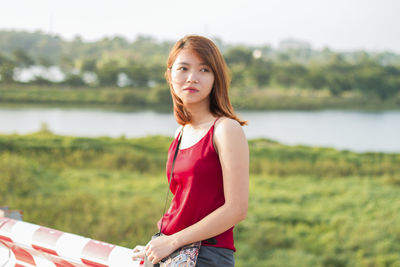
[186,72,199,83]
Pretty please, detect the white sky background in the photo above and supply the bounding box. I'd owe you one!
[0,0,399,52]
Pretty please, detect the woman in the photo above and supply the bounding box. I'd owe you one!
[133,35,249,266]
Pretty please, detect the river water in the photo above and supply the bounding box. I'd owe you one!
[1,108,399,153]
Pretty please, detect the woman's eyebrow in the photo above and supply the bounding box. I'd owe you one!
[176,62,208,66]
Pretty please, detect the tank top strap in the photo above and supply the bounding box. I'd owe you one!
[212,117,220,127]
[177,118,220,149]
[209,117,221,144]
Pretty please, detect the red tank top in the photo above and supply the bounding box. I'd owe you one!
[158,118,235,251]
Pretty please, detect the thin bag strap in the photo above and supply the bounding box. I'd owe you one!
[158,127,183,234]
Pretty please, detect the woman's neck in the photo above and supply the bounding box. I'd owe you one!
[185,102,215,128]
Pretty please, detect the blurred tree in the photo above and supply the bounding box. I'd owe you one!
[80,58,97,73]
[1,30,399,100]
[13,48,35,67]
[304,63,327,90]
[0,52,11,65]
[96,60,120,86]
[325,55,354,96]
[327,74,353,96]
[63,73,86,87]
[39,56,53,68]
[110,36,129,50]
[355,62,400,100]
[248,59,273,87]
[147,63,166,86]
[59,54,76,71]
[0,62,16,83]
[0,31,62,64]
[272,62,307,88]
[229,65,246,87]
[149,86,172,106]
[277,52,290,62]
[224,46,253,66]
[72,35,83,44]
[31,76,53,86]
[125,61,149,87]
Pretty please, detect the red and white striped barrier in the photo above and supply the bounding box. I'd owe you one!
[0,217,140,267]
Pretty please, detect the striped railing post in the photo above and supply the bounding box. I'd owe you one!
[0,217,141,267]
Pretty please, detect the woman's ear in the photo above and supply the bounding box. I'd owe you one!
[165,68,172,84]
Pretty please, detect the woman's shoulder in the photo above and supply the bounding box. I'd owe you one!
[214,117,246,144]
[215,117,243,133]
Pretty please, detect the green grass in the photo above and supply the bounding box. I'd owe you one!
[1,84,400,111]
[1,133,400,266]
[2,132,400,178]
[241,175,400,266]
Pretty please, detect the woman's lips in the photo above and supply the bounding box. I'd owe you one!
[184,87,199,93]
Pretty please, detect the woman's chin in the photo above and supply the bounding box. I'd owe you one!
[181,98,209,107]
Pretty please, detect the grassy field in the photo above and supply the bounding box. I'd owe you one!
[1,85,400,111]
[1,132,400,266]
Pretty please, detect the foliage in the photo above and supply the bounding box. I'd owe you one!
[0,30,399,103]
[0,62,15,83]
[1,84,400,111]
[2,133,400,178]
[0,85,172,109]
[1,133,400,266]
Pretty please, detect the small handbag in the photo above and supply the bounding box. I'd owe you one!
[146,233,201,267]
[145,128,201,267]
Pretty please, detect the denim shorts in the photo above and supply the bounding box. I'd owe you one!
[196,246,235,267]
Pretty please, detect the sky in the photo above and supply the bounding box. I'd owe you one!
[1,0,399,52]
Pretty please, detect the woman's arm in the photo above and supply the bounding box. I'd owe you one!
[145,118,249,264]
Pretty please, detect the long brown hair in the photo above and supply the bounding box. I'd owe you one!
[165,35,247,126]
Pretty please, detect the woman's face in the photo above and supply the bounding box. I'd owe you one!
[170,49,215,106]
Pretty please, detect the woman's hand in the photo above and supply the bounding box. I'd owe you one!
[145,234,178,264]
[132,245,145,262]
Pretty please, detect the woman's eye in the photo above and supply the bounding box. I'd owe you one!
[200,68,210,72]
[178,67,187,71]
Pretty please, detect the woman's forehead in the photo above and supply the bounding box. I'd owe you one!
[173,49,207,66]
